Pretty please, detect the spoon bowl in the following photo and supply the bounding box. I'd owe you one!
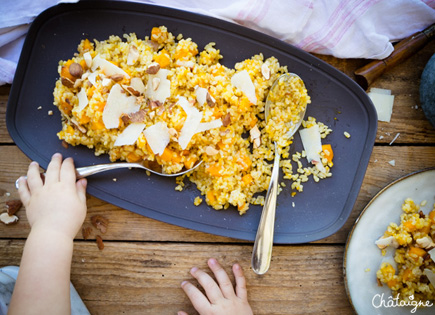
[251,73,308,275]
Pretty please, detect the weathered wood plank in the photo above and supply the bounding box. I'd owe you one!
[0,85,11,96]
[322,145,435,243]
[0,95,13,143]
[316,40,435,145]
[0,240,352,315]
[1,145,434,245]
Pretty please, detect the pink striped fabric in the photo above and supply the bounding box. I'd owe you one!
[422,0,435,9]
[298,0,384,53]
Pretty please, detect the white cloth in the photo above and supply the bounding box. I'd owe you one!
[1,0,435,85]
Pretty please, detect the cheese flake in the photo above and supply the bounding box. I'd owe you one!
[179,109,203,150]
[102,84,139,129]
[114,123,146,146]
[176,97,203,149]
[196,119,223,133]
[127,45,139,66]
[370,87,391,95]
[195,86,215,107]
[77,88,89,112]
[130,77,146,94]
[428,247,435,263]
[91,54,130,79]
[83,52,93,68]
[231,70,257,104]
[368,91,394,122]
[299,125,322,163]
[424,269,435,288]
[143,122,170,155]
[145,69,171,104]
[88,72,98,86]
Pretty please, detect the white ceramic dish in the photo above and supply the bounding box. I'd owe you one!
[344,168,435,314]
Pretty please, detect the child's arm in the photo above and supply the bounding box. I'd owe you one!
[179,258,253,315]
[8,153,87,314]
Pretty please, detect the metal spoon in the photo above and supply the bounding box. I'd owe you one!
[15,159,202,189]
[251,73,307,275]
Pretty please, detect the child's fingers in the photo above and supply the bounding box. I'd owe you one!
[60,157,77,185]
[17,177,31,206]
[177,311,189,315]
[45,153,62,184]
[233,263,248,301]
[207,258,236,299]
[190,266,223,303]
[26,161,43,191]
[75,178,87,203]
[180,280,211,314]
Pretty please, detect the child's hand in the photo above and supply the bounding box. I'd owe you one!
[17,153,87,240]
[179,258,253,315]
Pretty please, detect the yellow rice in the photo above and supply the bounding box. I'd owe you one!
[53,26,333,214]
[376,198,435,303]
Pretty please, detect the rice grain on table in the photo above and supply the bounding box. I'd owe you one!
[53,26,333,214]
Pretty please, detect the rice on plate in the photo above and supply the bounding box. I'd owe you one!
[53,26,333,215]
[376,198,435,305]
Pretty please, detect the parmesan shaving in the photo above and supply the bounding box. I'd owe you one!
[102,78,112,86]
[195,86,215,107]
[179,108,203,150]
[91,54,130,79]
[231,70,257,104]
[423,269,435,288]
[177,96,194,114]
[114,123,146,146]
[176,97,221,147]
[88,72,98,86]
[130,77,146,95]
[428,247,435,263]
[299,125,322,163]
[370,87,391,95]
[102,84,139,129]
[76,88,88,112]
[368,91,394,122]
[145,69,171,104]
[127,45,139,65]
[196,119,223,133]
[83,52,92,68]
[143,122,170,155]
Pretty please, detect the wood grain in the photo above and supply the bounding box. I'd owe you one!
[316,40,435,145]
[0,95,13,143]
[0,240,353,315]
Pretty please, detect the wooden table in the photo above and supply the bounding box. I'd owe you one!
[1,41,434,315]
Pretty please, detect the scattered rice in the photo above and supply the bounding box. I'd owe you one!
[53,26,334,215]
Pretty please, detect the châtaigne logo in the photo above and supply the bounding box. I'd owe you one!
[372,293,433,313]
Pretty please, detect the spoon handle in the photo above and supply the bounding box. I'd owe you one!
[251,144,280,275]
[14,163,144,189]
[75,163,144,178]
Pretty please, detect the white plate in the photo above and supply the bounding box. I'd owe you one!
[344,168,435,314]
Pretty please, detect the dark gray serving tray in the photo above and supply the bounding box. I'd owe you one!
[6,0,377,243]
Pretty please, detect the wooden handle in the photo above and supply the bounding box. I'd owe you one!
[354,24,435,90]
